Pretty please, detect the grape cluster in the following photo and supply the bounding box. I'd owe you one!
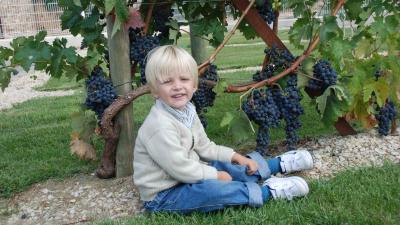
[85,67,117,120]
[257,0,275,25]
[253,65,275,82]
[307,60,337,91]
[252,47,295,83]
[273,79,304,150]
[191,64,219,128]
[265,46,295,67]
[375,101,397,136]
[245,47,303,154]
[129,33,160,84]
[242,89,280,154]
[153,6,173,39]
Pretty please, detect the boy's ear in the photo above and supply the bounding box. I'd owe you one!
[150,89,159,98]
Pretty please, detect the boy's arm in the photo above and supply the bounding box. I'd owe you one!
[145,128,218,183]
[194,116,235,162]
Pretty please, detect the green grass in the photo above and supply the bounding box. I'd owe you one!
[0,94,101,198]
[34,75,85,91]
[176,29,290,48]
[97,163,400,225]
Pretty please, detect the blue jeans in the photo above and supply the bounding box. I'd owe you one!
[143,151,274,213]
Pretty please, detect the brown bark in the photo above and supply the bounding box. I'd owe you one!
[97,85,150,178]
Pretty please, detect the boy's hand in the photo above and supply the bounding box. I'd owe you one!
[217,171,232,181]
[232,153,259,175]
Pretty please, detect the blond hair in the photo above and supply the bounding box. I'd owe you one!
[144,45,198,91]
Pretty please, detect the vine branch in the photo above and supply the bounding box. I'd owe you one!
[143,1,155,35]
[225,0,346,93]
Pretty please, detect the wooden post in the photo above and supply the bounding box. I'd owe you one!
[189,24,208,64]
[106,16,135,177]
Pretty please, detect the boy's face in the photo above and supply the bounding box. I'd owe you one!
[152,74,197,110]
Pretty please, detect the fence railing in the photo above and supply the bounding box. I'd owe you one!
[0,0,338,39]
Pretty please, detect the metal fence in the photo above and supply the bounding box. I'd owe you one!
[0,0,68,39]
[0,0,337,39]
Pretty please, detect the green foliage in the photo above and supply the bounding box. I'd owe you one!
[315,85,349,126]
[1,0,399,133]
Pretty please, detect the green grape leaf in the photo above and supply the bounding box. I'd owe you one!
[354,38,372,59]
[0,47,13,64]
[73,0,82,7]
[363,79,390,107]
[349,93,372,128]
[71,110,97,142]
[228,110,255,144]
[220,112,234,128]
[105,0,116,15]
[14,40,51,72]
[343,0,364,21]
[60,7,83,33]
[297,72,310,89]
[237,22,257,40]
[111,16,123,38]
[47,38,78,78]
[0,68,18,91]
[35,30,47,41]
[114,0,129,22]
[370,16,388,39]
[316,85,349,124]
[384,15,399,33]
[319,16,341,43]
[86,46,102,73]
[289,17,313,49]
[215,78,228,95]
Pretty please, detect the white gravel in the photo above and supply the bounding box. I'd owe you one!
[0,70,74,111]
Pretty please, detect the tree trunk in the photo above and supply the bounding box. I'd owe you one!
[189,24,208,64]
[106,16,135,177]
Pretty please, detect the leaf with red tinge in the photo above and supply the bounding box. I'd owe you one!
[125,8,145,30]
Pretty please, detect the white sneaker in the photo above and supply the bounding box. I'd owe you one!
[279,149,314,174]
[263,176,309,200]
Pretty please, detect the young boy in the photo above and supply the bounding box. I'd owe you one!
[133,45,313,213]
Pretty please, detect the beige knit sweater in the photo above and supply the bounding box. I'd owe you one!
[133,103,235,201]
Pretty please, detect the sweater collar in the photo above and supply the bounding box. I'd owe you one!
[156,99,196,129]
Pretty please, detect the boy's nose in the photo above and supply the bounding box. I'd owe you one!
[172,81,183,90]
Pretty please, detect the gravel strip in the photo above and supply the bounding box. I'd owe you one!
[0,71,74,111]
